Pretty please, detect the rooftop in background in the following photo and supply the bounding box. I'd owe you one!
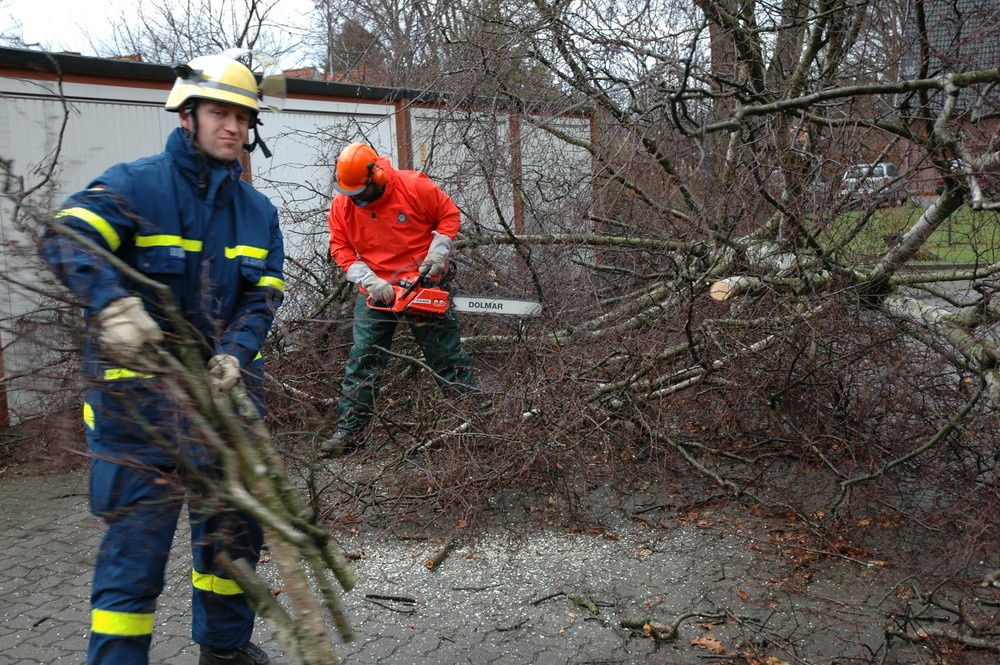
[901,0,1000,109]
[284,65,390,86]
[0,47,584,115]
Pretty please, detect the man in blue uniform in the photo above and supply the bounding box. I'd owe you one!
[40,51,285,665]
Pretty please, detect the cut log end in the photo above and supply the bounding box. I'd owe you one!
[710,281,734,301]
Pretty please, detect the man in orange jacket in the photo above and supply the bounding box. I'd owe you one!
[323,142,483,455]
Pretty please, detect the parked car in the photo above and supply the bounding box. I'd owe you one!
[840,162,907,206]
[934,159,1000,196]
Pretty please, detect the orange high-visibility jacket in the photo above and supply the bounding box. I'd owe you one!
[328,156,461,280]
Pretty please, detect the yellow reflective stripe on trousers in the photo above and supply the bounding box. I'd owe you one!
[104,368,155,381]
[83,402,95,430]
[192,569,244,595]
[256,276,285,292]
[91,608,154,636]
[135,234,203,252]
[225,245,268,260]
[55,207,122,251]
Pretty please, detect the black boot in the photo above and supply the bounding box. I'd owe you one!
[199,641,271,665]
[319,430,359,457]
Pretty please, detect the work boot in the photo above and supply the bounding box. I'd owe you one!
[319,430,358,457]
[199,641,271,665]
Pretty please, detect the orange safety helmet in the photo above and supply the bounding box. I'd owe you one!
[334,142,388,195]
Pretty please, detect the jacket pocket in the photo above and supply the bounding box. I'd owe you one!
[91,374,183,446]
[136,245,186,275]
[239,255,266,285]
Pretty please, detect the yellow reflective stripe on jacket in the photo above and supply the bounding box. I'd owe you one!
[225,245,268,260]
[55,207,122,251]
[253,351,263,361]
[256,276,285,292]
[135,234,203,252]
[104,368,155,381]
[83,402,95,430]
[192,569,244,595]
[91,608,154,636]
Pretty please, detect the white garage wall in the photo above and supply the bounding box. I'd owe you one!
[0,57,593,424]
[0,75,403,423]
[0,78,175,422]
[410,107,516,235]
[518,114,594,235]
[252,100,396,278]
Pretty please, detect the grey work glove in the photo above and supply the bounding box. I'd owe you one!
[208,354,241,395]
[97,296,163,365]
[346,260,395,304]
[419,231,452,277]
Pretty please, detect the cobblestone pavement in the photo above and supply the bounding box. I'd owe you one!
[1,467,942,665]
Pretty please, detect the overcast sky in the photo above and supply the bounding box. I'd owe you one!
[3,0,136,54]
[3,0,312,67]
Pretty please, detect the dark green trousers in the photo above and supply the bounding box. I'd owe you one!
[337,295,478,433]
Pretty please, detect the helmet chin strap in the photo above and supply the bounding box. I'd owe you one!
[182,101,199,150]
[243,116,272,158]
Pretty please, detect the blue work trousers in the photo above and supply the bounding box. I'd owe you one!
[87,458,262,665]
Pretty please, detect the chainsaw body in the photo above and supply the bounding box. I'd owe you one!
[364,271,451,317]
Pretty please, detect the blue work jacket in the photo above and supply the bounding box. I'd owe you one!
[40,127,285,465]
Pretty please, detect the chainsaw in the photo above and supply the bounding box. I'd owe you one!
[364,269,542,318]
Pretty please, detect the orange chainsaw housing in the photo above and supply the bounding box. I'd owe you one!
[364,271,451,316]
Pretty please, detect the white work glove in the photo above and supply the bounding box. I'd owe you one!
[208,354,241,394]
[419,231,452,277]
[362,274,396,304]
[346,260,395,304]
[97,296,163,364]
[420,251,446,277]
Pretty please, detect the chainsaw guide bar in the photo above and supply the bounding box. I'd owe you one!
[451,296,543,317]
[364,271,542,318]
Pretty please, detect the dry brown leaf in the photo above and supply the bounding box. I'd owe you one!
[690,636,726,654]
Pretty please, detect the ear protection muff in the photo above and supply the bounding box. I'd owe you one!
[368,162,388,187]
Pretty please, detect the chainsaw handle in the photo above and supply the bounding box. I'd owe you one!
[399,265,432,301]
[367,267,429,310]
[365,296,395,311]
[365,285,403,311]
